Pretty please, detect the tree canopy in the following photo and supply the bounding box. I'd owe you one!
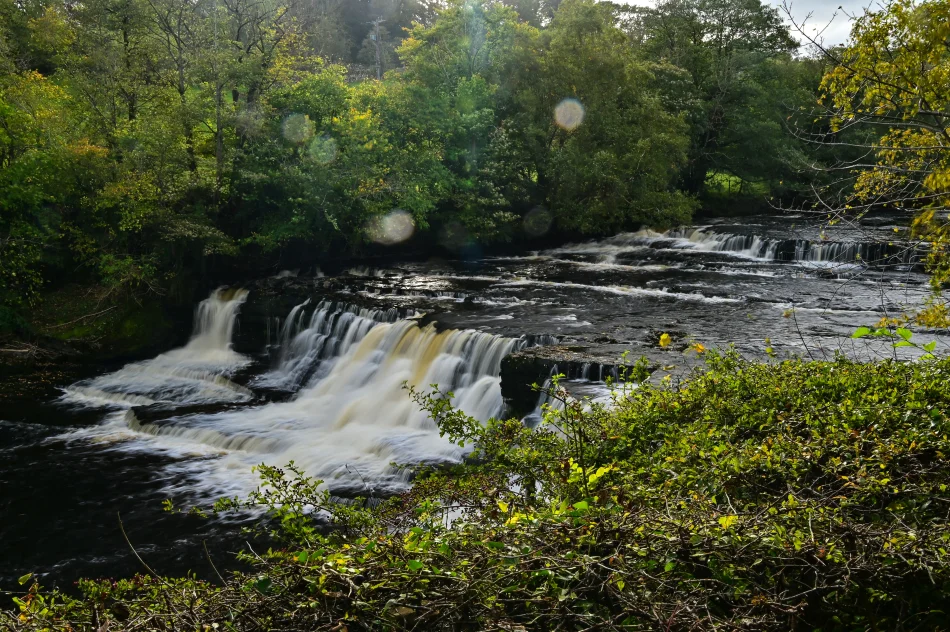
[792,0,950,325]
[0,0,839,326]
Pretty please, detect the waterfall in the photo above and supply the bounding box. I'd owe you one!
[590,227,923,267]
[663,228,779,259]
[59,282,569,497]
[61,288,251,409]
[253,300,406,390]
[185,288,249,358]
[522,374,565,429]
[110,319,524,495]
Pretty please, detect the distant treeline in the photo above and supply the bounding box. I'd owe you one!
[0,0,836,321]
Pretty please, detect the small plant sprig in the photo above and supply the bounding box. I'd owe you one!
[852,325,938,358]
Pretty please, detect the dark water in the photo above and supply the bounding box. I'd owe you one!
[2,213,946,591]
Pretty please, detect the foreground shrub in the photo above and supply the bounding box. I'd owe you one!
[6,353,950,631]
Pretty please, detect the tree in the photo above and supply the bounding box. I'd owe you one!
[0,71,75,311]
[627,0,798,197]
[358,22,398,78]
[397,0,537,240]
[530,0,695,232]
[792,0,950,324]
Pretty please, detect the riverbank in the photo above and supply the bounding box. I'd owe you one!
[2,208,923,374]
[8,352,950,631]
[1,213,943,594]
[0,284,187,375]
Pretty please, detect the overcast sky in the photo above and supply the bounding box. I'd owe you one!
[616,0,878,46]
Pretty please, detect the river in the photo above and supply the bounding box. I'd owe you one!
[1,213,945,590]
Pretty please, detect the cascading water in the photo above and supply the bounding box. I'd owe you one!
[549,227,781,264]
[521,370,619,430]
[61,289,252,409]
[253,300,407,390]
[126,321,522,495]
[64,294,527,497]
[662,228,780,260]
[15,212,949,589]
[522,375,563,429]
[602,227,923,267]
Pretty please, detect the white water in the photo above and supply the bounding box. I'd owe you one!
[498,278,743,304]
[64,294,526,497]
[61,289,252,409]
[522,375,617,429]
[252,300,406,390]
[674,228,780,259]
[551,226,920,267]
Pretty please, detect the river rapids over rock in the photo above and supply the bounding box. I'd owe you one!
[2,213,948,588]
[60,293,527,499]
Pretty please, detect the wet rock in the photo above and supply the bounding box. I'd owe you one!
[501,344,645,418]
[644,329,692,352]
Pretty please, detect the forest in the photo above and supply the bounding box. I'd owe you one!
[4,0,950,630]
[0,0,836,333]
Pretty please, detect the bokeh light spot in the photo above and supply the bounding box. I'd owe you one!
[308,135,338,164]
[524,207,553,238]
[367,210,415,246]
[554,98,585,131]
[282,113,314,144]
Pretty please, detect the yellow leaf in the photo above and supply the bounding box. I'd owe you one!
[718,515,738,529]
[659,333,672,348]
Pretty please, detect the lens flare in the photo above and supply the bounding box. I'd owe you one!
[367,210,415,246]
[524,207,553,238]
[282,113,314,144]
[554,98,585,131]
[308,135,338,164]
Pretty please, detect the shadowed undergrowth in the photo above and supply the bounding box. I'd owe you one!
[6,352,950,631]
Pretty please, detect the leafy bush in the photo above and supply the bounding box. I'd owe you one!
[7,353,950,630]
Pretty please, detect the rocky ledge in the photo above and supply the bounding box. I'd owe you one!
[500,344,644,418]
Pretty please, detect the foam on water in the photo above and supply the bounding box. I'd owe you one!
[64,307,526,497]
[60,289,252,409]
[498,279,743,304]
[50,221,933,505]
[346,266,388,278]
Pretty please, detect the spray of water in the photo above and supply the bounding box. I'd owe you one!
[61,288,251,409]
[63,295,526,498]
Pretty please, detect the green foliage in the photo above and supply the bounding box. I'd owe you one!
[0,0,836,327]
[626,0,811,200]
[535,0,696,232]
[815,0,950,321]
[852,325,939,358]
[10,354,950,630]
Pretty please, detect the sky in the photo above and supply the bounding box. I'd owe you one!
[617,0,876,46]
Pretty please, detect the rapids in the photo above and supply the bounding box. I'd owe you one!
[2,212,947,589]
[61,290,252,410]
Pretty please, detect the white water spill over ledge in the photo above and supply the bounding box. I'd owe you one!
[61,289,253,410]
[549,225,926,269]
[57,288,532,500]
[51,216,945,503]
[253,299,411,391]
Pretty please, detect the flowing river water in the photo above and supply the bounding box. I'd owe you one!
[2,213,947,589]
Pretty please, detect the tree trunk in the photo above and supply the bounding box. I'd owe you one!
[178,68,197,172]
[122,17,136,121]
[216,81,224,197]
